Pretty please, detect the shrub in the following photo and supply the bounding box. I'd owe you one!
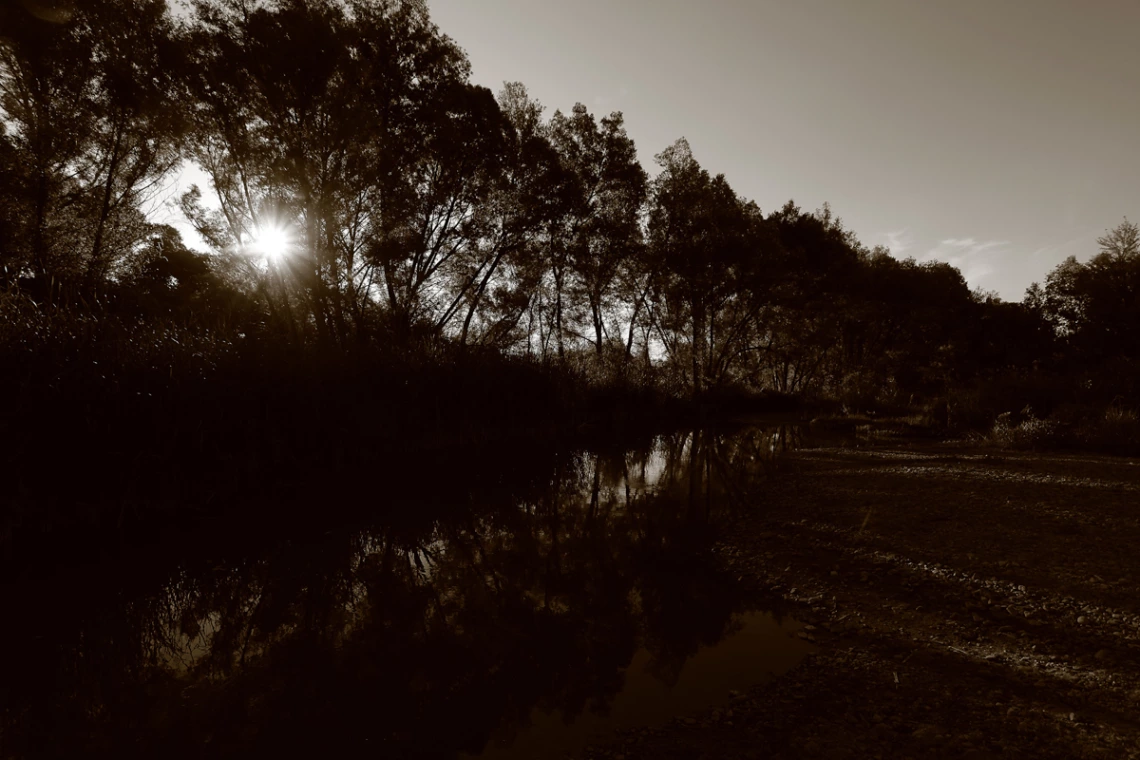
[988,408,1072,450]
[1075,402,1140,452]
[949,371,1071,432]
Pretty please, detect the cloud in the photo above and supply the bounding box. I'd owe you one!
[879,229,912,256]
[1029,230,1098,261]
[921,237,1011,284]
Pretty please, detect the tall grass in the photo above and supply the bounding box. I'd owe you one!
[983,401,1140,454]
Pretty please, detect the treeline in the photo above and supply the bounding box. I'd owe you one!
[1,0,1138,432]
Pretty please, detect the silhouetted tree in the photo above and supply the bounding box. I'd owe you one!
[547,104,647,363]
[438,82,570,349]
[0,0,188,291]
[1029,221,1140,370]
[182,0,503,344]
[646,138,761,395]
[1096,217,1140,260]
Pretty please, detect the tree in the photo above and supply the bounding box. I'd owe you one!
[113,223,249,324]
[547,104,647,362]
[79,0,190,285]
[184,0,363,341]
[436,82,570,349]
[1032,243,1140,363]
[183,0,510,344]
[646,138,760,394]
[0,0,99,285]
[373,79,511,335]
[1096,218,1139,260]
[0,123,23,282]
[0,0,188,290]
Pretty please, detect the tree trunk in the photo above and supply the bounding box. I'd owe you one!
[554,267,565,363]
[87,122,124,286]
[461,245,509,345]
[691,299,706,396]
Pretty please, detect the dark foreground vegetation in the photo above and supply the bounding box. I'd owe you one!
[2,0,1139,546]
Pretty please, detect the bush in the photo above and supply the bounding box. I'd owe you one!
[987,408,1072,450]
[949,371,1071,432]
[1075,403,1140,452]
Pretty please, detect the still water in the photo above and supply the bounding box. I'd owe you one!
[1,425,807,759]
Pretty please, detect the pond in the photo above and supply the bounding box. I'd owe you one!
[0,424,810,759]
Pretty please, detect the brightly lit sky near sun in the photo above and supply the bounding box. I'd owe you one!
[156,0,1140,301]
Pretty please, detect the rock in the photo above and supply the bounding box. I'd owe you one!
[1095,649,1113,662]
[1077,615,1087,624]
[683,717,697,726]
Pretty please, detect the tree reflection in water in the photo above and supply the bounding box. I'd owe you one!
[0,425,803,759]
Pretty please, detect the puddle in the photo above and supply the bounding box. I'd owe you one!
[474,611,814,759]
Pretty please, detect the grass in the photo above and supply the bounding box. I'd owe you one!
[979,402,1140,455]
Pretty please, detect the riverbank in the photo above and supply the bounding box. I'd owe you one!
[585,440,1140,759]
[0,341,802,570]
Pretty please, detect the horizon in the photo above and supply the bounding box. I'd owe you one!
[421,0,1140,301]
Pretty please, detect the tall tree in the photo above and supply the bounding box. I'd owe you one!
[183,0,508,343]
[1096,217,1140,260]
[185,0,362,341]
[1031,231,1140,365]
[437,83,570,349]
[548,104,647,361]
[646,138,757,394]
[0,0,98,285]
[0,0,188,289]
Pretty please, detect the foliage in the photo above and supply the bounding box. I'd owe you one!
[988,408,1071,450]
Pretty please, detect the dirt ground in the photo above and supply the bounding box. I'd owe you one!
[585,438,1140,759]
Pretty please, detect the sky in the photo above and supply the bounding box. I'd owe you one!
[424,0,1140,300]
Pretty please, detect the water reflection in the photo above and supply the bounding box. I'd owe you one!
[0,425,805,759]
[476,611,811,760]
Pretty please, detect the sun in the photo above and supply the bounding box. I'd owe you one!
[250,223,293,261]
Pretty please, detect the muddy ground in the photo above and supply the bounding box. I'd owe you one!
[585,438,1140,759]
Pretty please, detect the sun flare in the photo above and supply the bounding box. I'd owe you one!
[250,224,292,261]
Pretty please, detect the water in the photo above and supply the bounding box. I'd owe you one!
[475,611,811,759]
[0,424,807,759]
